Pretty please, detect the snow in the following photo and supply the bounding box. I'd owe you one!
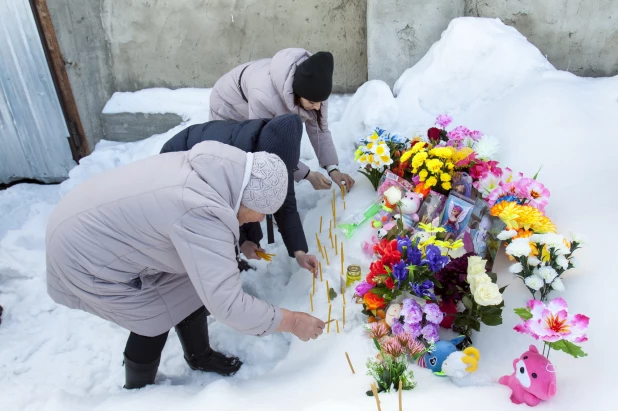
[2,17,618,411]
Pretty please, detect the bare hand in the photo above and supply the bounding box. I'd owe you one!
[329,170,355,191]
[240,241,264,260]
[294,252,319,276]
[306,171,332,190]
[277,310,325,341]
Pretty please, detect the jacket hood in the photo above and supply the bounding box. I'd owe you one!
[269,48,311,112]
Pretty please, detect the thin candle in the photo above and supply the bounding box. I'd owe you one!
[334,234,338,255]
[326,280,330,303]
[327,304,332,333]
[323,246,330,265]
[319,216,323,233]
[309,293,314,312]
[315,233,322,251]
[312,275,315,295]
[340,242,345,275]
[319,261,323,282]
[336,319,340,333]
[343,305,346,326]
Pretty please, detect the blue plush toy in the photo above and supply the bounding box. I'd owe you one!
[423,336,466,375]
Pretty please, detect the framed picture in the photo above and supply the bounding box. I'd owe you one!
[463,197,506,271]
[416,190,447,227]
[439,193,475,241]
[451,172,474,200]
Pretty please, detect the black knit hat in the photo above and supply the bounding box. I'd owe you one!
[256,114,303,173]
[292,51,334,102]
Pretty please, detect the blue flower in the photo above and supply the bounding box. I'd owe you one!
[422,245,450,272]
[412,280,436,300]
[392,260,408,287]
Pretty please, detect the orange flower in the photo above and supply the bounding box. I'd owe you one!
[414,182,431,197]
[363,292,387,311]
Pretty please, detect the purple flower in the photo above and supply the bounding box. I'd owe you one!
[470,130,483,141]
[401,298,423,324]
[407,244,422,266]
[423,303,444,324]
[412,280,436,301]
[436,114,453,129]
[397,236,412,254]
[355,281,374,297]
[391,321,404,336]
[422,323,440,344]
[403,322,422,338]
[447,126,471,141]
[392,260,408,286]
[422,245,450,272]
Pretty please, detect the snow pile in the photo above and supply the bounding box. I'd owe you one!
[1,17,618,411]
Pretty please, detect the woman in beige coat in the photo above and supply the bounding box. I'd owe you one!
[46,141,324,389]
[210,48,355,191]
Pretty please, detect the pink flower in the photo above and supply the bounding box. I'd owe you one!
[500,167,523,185]
[515,298,589,343]
[381,337,406,358]
[470,160,502,180]
[447,126,471,142]
[435,114,453,129]
[369,322,390,340]
[516,178,550,211]
[469,130,483,141]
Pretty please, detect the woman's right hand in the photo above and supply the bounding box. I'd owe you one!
[305,171,332,190]
[277,309,325,341]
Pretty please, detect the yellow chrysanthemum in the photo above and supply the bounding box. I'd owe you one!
[412,152,428,169]
[531,215,557,234]
[411,142,427,154]
[452,147,475,164]
[419,169,428,181]
[425,159,444,173]
[426,176,438,187]
[440,173,452,182]
[429,147,454,159]
[447,162,455,170]
[442,182,452,190]
[490,202,522,230]
[400,149,413,163]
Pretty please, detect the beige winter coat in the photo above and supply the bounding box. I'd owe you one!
[46,142,283,337]
[209,48,339,182]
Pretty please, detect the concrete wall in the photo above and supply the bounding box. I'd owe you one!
[47,0,116,151]
[367,0,465,89]
[465,0,618,77]
[367,0,618,88]
[99,0,367,93]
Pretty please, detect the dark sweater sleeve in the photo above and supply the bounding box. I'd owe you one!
[239,222,263,247]
[274,173,308,257]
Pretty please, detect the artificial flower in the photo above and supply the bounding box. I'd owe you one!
[381,337,406,357]
[435,114,453,129]
[528,256,541,266]
[425,176,438,188]
[472,135,500,160]
[524,275,544,291]
[392,260,408,286]
[497,229,518,240]
[473,282,503,306]
[467,256,487,277]
[427,127,442,143]
[369,322,390,339]
[515,298,589,343]
[537,266,558,283]
[470,160,502,180]
[385,278,396,289]
[441,181,452,191]
[517,178,550,211]
[509,263,524,274]
[355,281,374,297]
[468,273,492,293]
[423,303,444,324]
[551,278,565,291]
[421,323,440,343]
[422,245,450,272]
[440,173,452,182]
[401,299,423,324]
[412,280,436,300]
[364,292,387,310]
[430,147,454,159]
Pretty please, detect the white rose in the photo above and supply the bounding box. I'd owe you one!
[505,238,532,258]
[509,263,523,274]
[528,256,541,266]
[473,282,503,306]
[555,255,569,270]
[537,266,558,283]
[497,229,517,241]
[469,273,492,294]
[551,277,565,291]
[467,256,487,277]
[525,275,544,291]
[384,186,403,205]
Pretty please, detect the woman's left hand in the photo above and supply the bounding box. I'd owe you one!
[329,170,355,191]
[294,251,319,277]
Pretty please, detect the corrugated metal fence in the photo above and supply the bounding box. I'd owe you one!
[0,0,75,184]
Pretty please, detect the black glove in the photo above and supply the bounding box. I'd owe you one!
[237,257,255,272]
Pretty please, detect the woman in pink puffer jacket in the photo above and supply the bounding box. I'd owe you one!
[210,48,355,191]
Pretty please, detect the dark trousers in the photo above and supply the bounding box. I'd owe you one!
[124,306,206,364]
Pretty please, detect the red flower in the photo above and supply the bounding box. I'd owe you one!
[385,278,395,289]
[428,127,441,143]
[470,160,502,179]
[374,238,399,257]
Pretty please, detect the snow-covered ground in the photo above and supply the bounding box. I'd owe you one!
[2,17,618,410]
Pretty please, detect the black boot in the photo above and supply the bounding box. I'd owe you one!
[123,354,160,389]
[174,307,242,376]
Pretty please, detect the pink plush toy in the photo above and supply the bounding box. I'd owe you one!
[361,235,380,257]
[396,192,423,228]
[499,345,557,407]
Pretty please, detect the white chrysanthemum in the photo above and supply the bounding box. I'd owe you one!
[537,266,558,283]
[551,277,565,291]
[570,257,579,268]
[529,234,545,243]
[505,238,532,258]
[497,229,517,241]
[555,255,569,270]
[509,263,523,274]
[553,244,571,256]
[528,256,541,266]
[473,135,500,160]
[525,275,544,291]
[539,233,566,247]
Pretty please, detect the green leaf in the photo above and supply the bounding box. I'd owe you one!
[514,307,533,320]
[549,340,588,358]
[373,337,382,353]
[533,165,543,180]
[499,285,508,294]
[469,318,481,332]
[480,315,503,326]
[487,272,498,283]
[462,295,473,310]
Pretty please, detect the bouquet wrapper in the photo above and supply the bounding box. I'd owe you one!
[377,170,415,196]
